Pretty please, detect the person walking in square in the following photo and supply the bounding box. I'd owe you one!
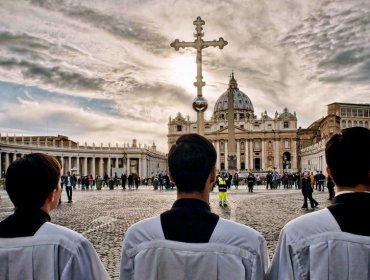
[64,171,75,203]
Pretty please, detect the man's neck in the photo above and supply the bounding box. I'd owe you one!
[177,191,209,204]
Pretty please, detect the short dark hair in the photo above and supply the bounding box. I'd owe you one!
[5,153,61,209]
[168,134,216,193]
[325,127,370,187]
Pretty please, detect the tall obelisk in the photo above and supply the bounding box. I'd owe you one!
[227,73,237,171]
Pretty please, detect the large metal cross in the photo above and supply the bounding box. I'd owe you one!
[170,16,228,136]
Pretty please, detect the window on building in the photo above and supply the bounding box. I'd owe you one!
[253,140,261,151]
[358,109,363,117]
[341,108,346,116]
[220,125,224,129]
[283,121,289,128]
[240,113,245,119]
[352,109,358,117]
[268,124,272,129]
[268,141,272,149]
[365,121,369,128]
[176,125,182,132]
[240,141,245,150]
[359,121,363,127]
[220,141,225,153]
[193,127,197,131]
[365,110,369,117]
[346,108,351,116]
[348,120,352,127]
[341,120,347,128]
[354,120,358,127]
[284,139,290,149]
[240,125,244,129]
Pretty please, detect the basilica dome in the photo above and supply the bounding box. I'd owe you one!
[213,73,254,115]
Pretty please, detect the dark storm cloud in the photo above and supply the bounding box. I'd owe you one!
[281,2,370,84]
[0,58,104,90]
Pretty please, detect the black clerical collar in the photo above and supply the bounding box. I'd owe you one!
[172,198,211,211]
[0,208,51,238]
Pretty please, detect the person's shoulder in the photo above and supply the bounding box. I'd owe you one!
[211,218,265,251]
[281,208,340,243]
[35,222,92,252]
[124,216,163,247]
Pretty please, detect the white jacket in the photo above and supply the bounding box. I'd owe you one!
[120,216,269,280]
[0,222,110,280]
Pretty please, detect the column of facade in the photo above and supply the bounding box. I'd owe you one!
[138,158,142,178]
[292,139,297,171]
[115,158,119,168]
[68,157,72,172]
[100,158,104,177]
[92,157,96,178]
[245,140,249,170]
[274,140,280,171]
[225,140,228,170]
[0,153,2,176]
[261,140,265,171]
[60,157,64,175]
[236,140,240,170]
[12,153,16,163]
[215,141,220,171]
[84,157,88,176]
[5,153,9,172]
[249,140,253,170]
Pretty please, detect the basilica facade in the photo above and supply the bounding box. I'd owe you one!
[168,75,299,173]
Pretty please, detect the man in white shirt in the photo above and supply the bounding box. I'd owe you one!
[0,153,110,280]
[268,127,370,280]
[120,133,269,280]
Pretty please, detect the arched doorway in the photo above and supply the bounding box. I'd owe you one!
[283,152,291,170]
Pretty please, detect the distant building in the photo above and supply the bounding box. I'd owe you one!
[299,102,370,174]
[0,135,167,179]
[168,74,299,173]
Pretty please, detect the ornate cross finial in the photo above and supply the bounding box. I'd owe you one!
[170,17,228,135]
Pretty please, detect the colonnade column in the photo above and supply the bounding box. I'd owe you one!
[126,158,130,175]
[292,139,298,171]
[225,140,228,171]
[142,156,147,179]
[92,157,96,178]
[107,157,111,177]
[236,140,240,170]
[84,157,87,176]
[12,153,16,163]
[60,157,64,175]
[115,158,119,168]
[68,157,72,172]
[99,158,104,177]
[76,157,80,175]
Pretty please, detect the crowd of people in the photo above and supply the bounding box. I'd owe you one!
[0,127,369,279]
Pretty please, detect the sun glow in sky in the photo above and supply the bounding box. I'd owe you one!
[0,0,369,152]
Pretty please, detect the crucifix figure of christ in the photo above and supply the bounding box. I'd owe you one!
[170,16,228,136]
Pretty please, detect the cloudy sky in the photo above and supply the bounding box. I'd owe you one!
[0,0,369,152]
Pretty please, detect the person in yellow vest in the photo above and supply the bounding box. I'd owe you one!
[216,173,228,207]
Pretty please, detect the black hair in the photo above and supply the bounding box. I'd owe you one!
[5,153,61,209]
[168,134,217,193]
[325,127,370,187]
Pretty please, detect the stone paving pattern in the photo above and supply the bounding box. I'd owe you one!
[0,185,331,279]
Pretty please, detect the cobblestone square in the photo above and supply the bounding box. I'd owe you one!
[0,186,332,279]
